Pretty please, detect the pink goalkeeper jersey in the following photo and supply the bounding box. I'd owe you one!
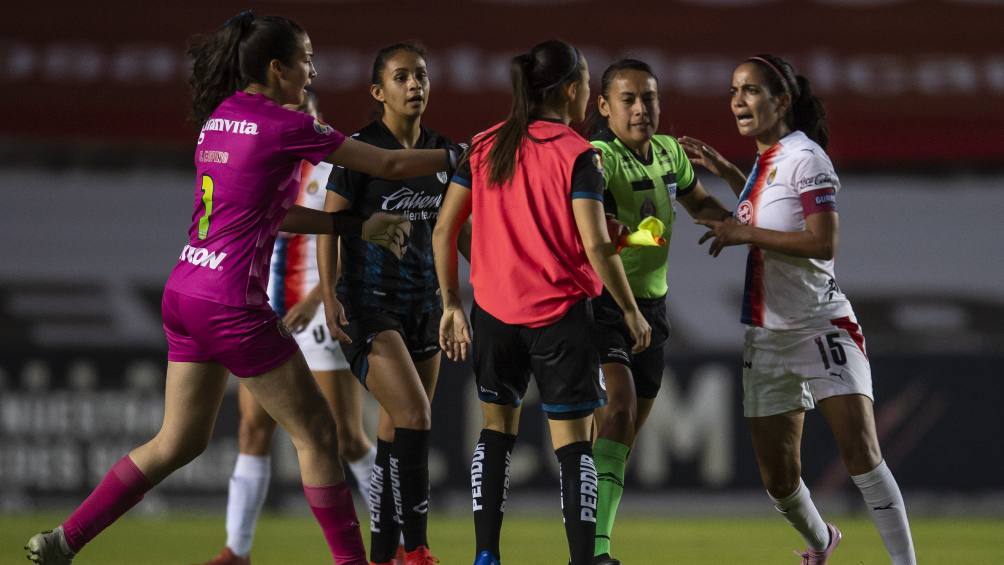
[165,91,346,308]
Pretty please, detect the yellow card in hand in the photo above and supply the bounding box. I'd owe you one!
[620,216,667,249]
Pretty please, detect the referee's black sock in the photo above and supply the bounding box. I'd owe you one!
[472,429,517,559]
[392,428,431,551]
[556,441,599,565]
[368,439,400,563]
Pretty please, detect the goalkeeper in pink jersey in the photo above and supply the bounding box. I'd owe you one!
[682,54,916,565]
[201,92,377,565]
[26,11,458,565]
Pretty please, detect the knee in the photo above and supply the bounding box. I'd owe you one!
[301,411,339,452]
[605,397,637,430]
[151,433,210,470]
[842,440,883,476]
[392,400,431,431]
[762,464,802,499]
[238,415,277,455]
[336,429,371,461]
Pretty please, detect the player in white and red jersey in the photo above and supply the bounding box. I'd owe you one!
[682,54,916,565]
[202,93,376,565]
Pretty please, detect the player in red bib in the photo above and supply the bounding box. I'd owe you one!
[433,40,650,565]
[26,12,458,565]
[682,54,916,565]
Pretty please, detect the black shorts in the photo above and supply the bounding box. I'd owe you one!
[471,298,605,419]
[593,290,671,399]
[340,305,442,387]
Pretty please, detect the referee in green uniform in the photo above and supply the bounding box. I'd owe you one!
[587,59,732,565]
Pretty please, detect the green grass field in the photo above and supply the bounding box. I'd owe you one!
[4,514,1002,564]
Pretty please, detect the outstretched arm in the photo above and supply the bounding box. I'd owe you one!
[697,211,838,259]
[325,137,457,180]
[677,179,733,222]
[679,136,747,198]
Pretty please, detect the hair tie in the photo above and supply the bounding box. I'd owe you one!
[748,56,794,97]
[224,10,254,29]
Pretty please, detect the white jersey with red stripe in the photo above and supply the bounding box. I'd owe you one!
[736,130,855,331]
[267,161,333,316]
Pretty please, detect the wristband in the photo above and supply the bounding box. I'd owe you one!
[330,210,364,237]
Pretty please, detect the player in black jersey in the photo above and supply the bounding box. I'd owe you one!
[318,42,464,565]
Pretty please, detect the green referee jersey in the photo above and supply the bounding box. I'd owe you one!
[591,130,697,299]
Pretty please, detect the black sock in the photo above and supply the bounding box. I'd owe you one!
[369,439,400,563]
[556,441,598,565]
[472,429,517,559]
[392,428,431,551]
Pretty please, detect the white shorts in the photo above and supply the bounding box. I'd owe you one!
[742,321,873,418]
[292,305,350,372]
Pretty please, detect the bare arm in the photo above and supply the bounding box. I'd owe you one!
[679,136,748,198]
[280,205,340,234]
[677,179,733,222]
[317,191,352,342]
[457,218,473,263]
[572,198,651,352]
[325,137,450,180]
[432,182,474,361]
[698,211,838,260]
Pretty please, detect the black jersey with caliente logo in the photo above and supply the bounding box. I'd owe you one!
[327,120,452,315]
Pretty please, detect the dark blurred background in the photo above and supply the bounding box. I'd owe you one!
[1,0,1002,516]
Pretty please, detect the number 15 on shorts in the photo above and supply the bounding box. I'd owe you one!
[814,332,846,370]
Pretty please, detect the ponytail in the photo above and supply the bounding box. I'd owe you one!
[481,40,583,186]
[747,54,829,149]
[187,11,305,127]
[792,75,828,150]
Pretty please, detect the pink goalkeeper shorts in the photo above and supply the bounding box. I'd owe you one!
[162,288,298,378]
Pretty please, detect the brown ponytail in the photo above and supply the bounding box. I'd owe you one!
[481,40,583,186]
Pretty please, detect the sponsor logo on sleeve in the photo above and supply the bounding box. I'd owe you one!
[797,172,834,190]
[313,119,335,135]
[815,193,837,206]
[592,151,605,175]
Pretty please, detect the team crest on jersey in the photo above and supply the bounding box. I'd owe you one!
[306,180,320,194]
[736,200,753,225]
[313,119,335,136]
[766,167,777,184]
[437,171,449,184]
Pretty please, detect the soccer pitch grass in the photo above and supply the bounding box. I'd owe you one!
[4,514,1002,564]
